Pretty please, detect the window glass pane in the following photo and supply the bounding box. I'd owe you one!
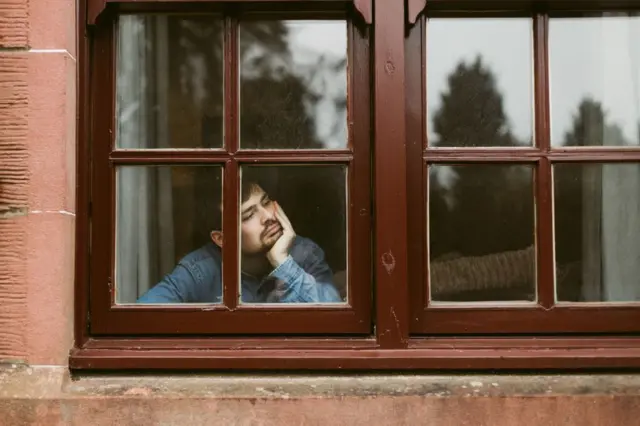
[238,165,347,304]
[429,164,536,301]
[550,14,640,147]
[554,163,640,302]
[240,20,348,149]
[116,166,223,304]
[426,18,533,147]
[116,15,224,149]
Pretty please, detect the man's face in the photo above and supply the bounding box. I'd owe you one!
[240,186,283,254]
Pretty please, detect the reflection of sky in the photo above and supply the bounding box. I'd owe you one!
[287,21,346,57]
[426,15,640,146]
[427,18,533,144]
[550,15,640,146]
[286,21,348,149]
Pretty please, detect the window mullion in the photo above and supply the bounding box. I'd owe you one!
[373,0,410,348]
[222,15,240,310]
[533,13,555,309]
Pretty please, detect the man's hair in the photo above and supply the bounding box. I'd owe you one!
[209,169,272,231]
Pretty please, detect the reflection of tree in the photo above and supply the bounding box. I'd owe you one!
[430,57,534,300]
[239,23,347,149]
[555,98,627,301]
[172,18,346,268]
[173,18,347,150]
[561,98,627,148]
[433,56,518,148]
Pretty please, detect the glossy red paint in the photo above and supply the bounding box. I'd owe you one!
[75,0,640,370]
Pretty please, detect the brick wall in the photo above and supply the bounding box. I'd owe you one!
[0,0,75,365]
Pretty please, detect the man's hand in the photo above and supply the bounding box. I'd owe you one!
[266,202,296,267]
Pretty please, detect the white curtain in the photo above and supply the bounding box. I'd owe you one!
[580,15,640,302]
[115,16,175,303]
[601,165,640,301]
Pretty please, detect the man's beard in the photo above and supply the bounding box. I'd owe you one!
[260,220,282,249]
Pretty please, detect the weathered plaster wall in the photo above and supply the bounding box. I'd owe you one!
[0,0,76,365]
[2,366,640,426]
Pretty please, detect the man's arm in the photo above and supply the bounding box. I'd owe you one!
[137,263,201,303]
[263,202,341,303]
[269,243,341,303]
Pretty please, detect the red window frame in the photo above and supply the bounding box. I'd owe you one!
[86,3,372,335]
[72,0,640,370]
[407,2,640,335]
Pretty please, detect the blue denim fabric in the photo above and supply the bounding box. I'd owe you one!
[137,236,341,303]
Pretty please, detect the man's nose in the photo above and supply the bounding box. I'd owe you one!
[258,205,276,223]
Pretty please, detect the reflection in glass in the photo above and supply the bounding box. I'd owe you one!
[238,165,347,303]
[554,163,640,302]
[426,18,533,147]
[429,164,535,301]
[117,166,222,304]
[240,21,348,149]
[116,15,224,149]
[550,14,640,147]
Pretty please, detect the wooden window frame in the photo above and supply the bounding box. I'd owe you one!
[72,0,640,370]
[88,5,372,336]
[407,3,640,335]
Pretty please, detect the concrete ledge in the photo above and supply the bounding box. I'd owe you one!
[2,365,640,425]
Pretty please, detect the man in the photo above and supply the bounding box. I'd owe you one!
[137,180,341,304]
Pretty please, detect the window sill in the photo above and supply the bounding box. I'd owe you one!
[70,337,640,370]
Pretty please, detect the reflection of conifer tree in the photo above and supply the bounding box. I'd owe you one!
[555,98,627,300]
[433,56,516,148]
[430,57,533,267]
[174,18,346,149]
[239,24,347,149]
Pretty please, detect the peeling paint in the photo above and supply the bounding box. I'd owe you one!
[384,60,396,75]
[381,251,396,275]
[0,207,27,218]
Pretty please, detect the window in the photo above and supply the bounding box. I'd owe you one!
[407,4,640,336]
[73,0,640,370]
[87,6,371,335]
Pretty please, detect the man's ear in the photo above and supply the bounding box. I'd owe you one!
[210,230,223,248]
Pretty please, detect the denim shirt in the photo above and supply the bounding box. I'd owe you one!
[137,236,341,303]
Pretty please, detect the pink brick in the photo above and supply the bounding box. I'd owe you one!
[0,52,28,213]
[25,212,74,365]
[28,52,76,214]
[0,0,28,48]
[29,0,76,57]
[0,216,27,361]
[0,52,28,361]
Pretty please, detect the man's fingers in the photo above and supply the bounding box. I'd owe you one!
[273,202,293,231]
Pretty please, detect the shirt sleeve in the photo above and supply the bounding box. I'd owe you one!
[268,243,341,303]
[136,264,196,303]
